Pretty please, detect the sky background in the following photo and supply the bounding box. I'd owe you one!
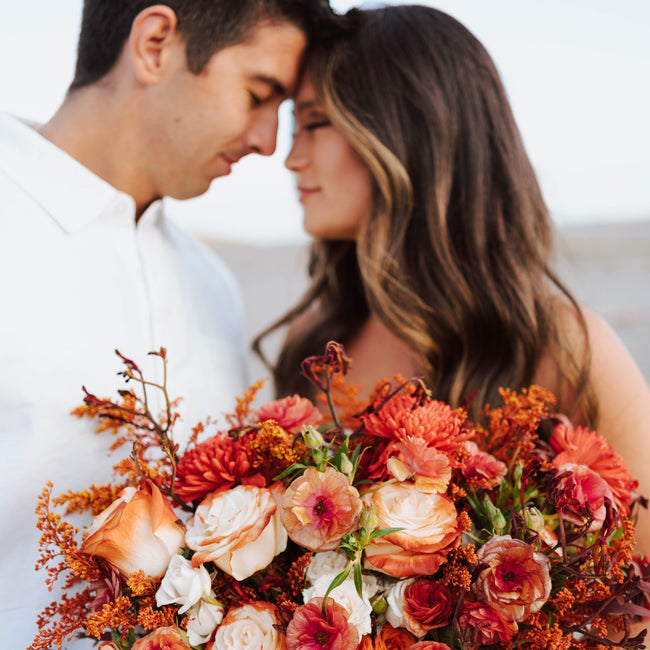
[2,0,649,244]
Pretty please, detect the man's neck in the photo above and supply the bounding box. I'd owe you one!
[38,86,156,220]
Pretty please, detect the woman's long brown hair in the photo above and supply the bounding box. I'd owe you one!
[254,5,595,423]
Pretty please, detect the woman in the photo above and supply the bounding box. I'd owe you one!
[254,5,650,543]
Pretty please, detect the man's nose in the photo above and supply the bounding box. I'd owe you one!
[245,110,279,156]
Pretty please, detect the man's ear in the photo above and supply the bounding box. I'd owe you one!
[129,5,180,84]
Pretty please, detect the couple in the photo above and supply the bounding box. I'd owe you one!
[1,1,649,647]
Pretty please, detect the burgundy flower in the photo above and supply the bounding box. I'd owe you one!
[474,535,551,622]
[458,598,518,645]
[286,597,358,650]
[402,579,454,636]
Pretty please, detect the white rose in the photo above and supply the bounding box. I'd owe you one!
[306,551,349,584]
[155,554,211,614]
[302,572,379,640]
[384,578,416,629]
[212,602,284,650]
[185,483,287,580]
[185,599,224,646]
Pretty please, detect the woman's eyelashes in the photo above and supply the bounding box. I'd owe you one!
[304,119,331,131]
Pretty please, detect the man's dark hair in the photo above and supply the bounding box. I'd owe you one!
[69,0,333,91]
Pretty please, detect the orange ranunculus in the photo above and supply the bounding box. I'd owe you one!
[282,467,362,552]
[132,626,191,649]
[374,624,417,649]
[81,481,184,578]
[185,483,287,580]
[363,482,461,577]
[257,394,321,434]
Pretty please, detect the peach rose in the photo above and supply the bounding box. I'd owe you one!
[132,626,191,649]
[81,481,184,578]
[185,483,287,580]
[212,602,286,650]
[282,467,362,552]
[363,482,461,577]
[474,535,551,622]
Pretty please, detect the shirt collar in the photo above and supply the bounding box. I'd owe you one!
[0,111,149,233]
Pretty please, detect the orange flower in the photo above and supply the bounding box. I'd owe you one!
[361,395,473,481]
[364,482,461,577]
[174,433,256,502]
[458,598,518,646]
[257,394,321,434]
[132,626,191,649]
[81,481,184,578]
[402,579,454,636]
[473,535,551,622]
[282,467,362,552]
[374,625,417,650]
[550,423,637,514]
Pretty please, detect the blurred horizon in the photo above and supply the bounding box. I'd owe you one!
[2,0,649,245]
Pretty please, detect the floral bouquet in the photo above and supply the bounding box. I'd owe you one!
[31,343,649,650]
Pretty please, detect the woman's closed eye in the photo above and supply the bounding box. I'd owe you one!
[304,119,331,131]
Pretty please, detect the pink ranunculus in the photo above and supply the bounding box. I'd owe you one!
[287,597,358,650]
[132,626,192,649]
[363,482,461,578]
[409,643,453,650]
[81,481,184,578]
[282,467,362,552]
[257,394,321,434]
[212,602,286,650]
[474,535,551,622]
[458,598,518,646]
[555,462,615,532]
[185,483,287,580]
[461,441,507,488]
[402,579,454,637]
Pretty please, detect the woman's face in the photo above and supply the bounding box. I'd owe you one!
[285,75,373,240]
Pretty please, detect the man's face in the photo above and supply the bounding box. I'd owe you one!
[143,20,307,202]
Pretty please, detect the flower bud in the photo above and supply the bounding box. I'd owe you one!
[302,425,324,449]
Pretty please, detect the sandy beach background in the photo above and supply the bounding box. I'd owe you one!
[209,219,650,400]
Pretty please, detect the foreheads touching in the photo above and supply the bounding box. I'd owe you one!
[69,0,335,92]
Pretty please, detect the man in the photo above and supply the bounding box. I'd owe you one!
[0,1,331,646]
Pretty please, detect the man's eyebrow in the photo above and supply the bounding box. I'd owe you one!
[253,75,289,97]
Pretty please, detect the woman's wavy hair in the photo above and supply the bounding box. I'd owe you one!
[254,4,595,423]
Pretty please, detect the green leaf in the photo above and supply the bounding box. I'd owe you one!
[370,526,404,540]
[353,561,363,599]
[272,463,308,481]
[322,564,352,617]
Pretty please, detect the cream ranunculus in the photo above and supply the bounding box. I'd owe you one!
[212,602,285,650]
[156,553,211,614]
[185,599,224,646]
[363,482,461,578]
[81,481,184,578]
[185,483,287,580]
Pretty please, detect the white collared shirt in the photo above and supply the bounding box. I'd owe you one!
[0,112,248,648]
